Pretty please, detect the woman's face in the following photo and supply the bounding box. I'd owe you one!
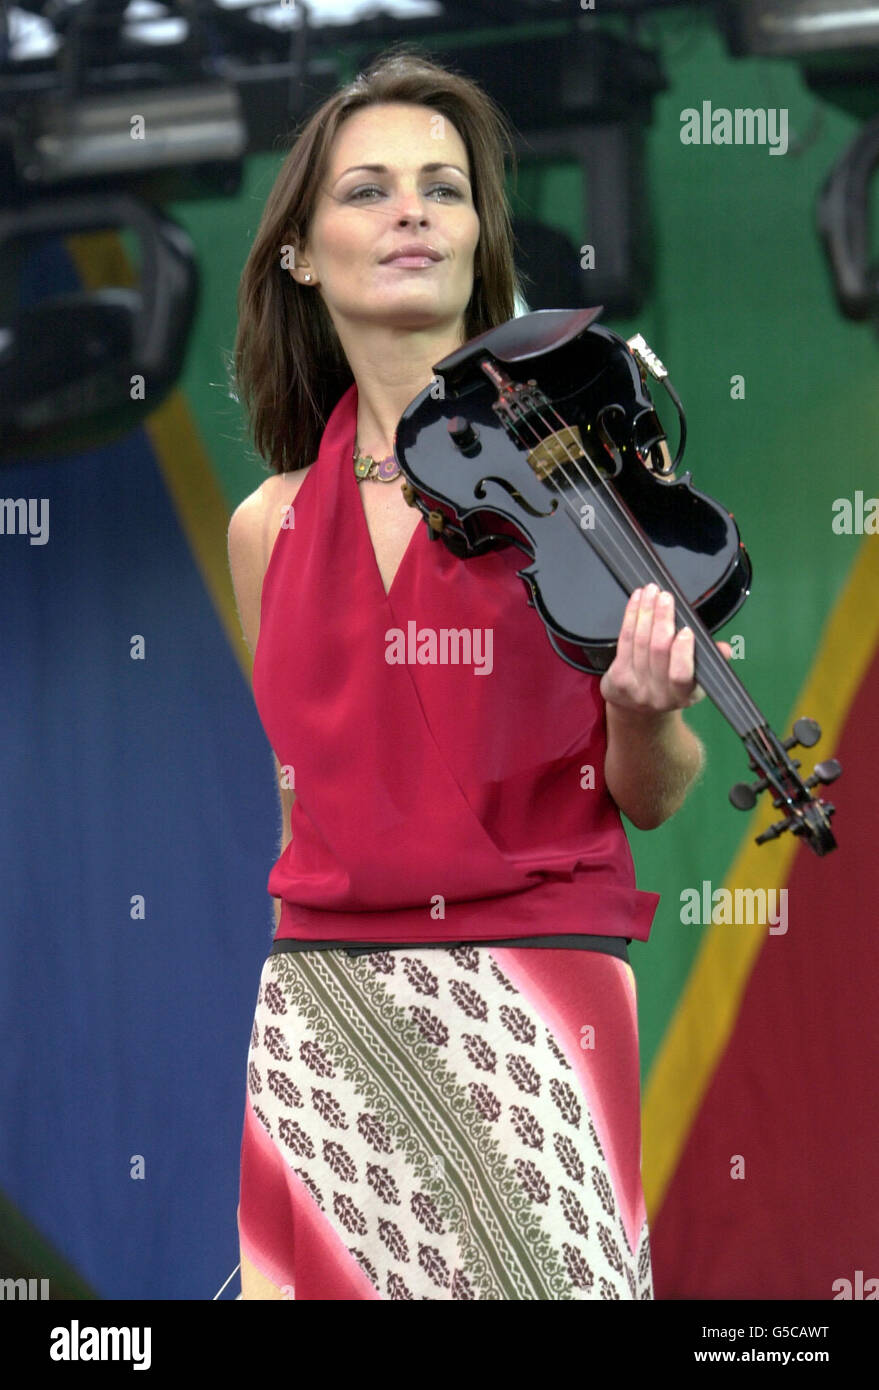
[298,102,480,336]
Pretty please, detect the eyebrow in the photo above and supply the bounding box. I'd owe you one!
[333,163,470,185]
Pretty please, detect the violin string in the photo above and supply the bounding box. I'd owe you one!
[481,372,821,809]
[520,398,767,741]
[517,397,781,761]
[493,392,768,741]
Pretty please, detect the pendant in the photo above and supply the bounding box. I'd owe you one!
[376,455,401,481]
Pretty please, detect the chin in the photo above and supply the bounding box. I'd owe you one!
[371,291,470,326]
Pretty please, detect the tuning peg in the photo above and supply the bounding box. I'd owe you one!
[729,776,768,810]
[755,798,838,849]
[784,717,821,750]
[805,759,842,788]
[755,815,795,844]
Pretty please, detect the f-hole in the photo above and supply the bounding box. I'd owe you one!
[474,475,559,518]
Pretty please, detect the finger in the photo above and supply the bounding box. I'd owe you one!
[647,588,678,686]
[716,640,733,660]
[666,624,697,694]
[613,587,641,673]
[632,583,659,685]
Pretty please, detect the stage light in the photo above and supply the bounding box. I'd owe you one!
[723,0,879,55]
[12,82,246,190]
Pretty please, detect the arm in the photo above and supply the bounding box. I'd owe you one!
[601,583,731,831]
[227,479,298,931]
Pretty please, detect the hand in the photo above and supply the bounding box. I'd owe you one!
[599,583,733,715]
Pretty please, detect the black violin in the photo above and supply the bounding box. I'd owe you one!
[394,307,841,856]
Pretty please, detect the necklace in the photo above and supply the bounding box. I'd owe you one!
[353,440,401,483]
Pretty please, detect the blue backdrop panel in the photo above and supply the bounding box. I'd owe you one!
[0,246,275,1297]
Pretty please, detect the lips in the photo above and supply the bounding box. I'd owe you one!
[380,243,443,264]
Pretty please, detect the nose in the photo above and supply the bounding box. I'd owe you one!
[392,182,430,225]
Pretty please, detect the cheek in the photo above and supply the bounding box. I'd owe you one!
[465,211,480,256]
[312,211,367,267]
[326,222,363,261]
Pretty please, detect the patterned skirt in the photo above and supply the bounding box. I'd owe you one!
[237,939,653,1300]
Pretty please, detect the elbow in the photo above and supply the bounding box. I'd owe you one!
[621,804,671,832]
[613,786,689,831]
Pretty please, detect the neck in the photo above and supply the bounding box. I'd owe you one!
[337,317,466,454]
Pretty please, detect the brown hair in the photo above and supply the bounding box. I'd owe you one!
[232,44,524,474]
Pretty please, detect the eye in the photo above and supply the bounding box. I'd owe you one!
[346,183,465,201]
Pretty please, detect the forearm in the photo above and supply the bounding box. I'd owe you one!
[604,702,705,831]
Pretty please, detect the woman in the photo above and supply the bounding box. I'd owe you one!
[228,47,729,1301]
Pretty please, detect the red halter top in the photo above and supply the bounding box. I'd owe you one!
[253,382,659,947]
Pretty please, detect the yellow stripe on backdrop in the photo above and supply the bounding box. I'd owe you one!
[65,229,253,683]
[643,535,879,1220]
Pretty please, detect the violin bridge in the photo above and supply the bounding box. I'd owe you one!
[527,424,588,479]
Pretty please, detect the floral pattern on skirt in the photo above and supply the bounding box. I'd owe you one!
[238,941,653,1300]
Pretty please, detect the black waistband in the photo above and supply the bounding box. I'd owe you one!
[270,933,630,962]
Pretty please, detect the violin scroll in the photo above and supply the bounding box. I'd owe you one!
[730,718,841,855]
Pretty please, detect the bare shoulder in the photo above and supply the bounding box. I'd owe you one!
[229,464,314,571]
[227,464,315,660]
[259,465,315,555]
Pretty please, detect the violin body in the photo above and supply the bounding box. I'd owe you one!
[396,306,751,673]
[395,307,842,856]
